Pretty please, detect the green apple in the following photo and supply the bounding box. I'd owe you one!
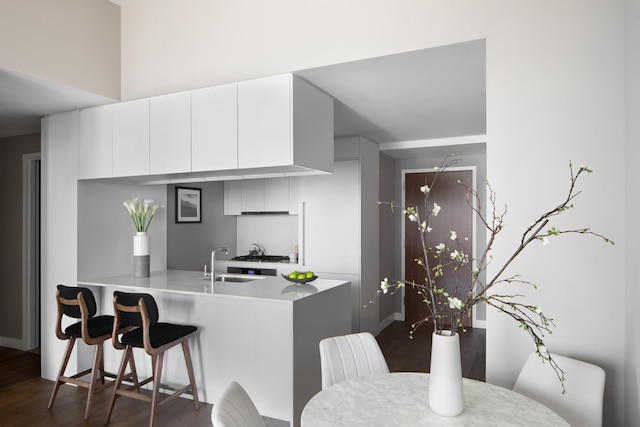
[297,273,306,280]
[305,271,314,278]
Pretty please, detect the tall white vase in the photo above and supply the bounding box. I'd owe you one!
[428,331,464,416]
[133,231,150,278]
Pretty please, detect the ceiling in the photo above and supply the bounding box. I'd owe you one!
[0,40,486,156]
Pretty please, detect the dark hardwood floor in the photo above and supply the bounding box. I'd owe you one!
[375,321,486,381]
[0,321,485,426]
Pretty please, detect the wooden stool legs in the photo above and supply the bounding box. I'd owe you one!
[105,341,199,427]
[48,337,111,419]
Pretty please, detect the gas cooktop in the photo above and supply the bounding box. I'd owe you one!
[230,255,290,263]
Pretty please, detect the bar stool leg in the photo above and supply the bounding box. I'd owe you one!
[149,353,165,427]
[84,342,104,419]
[182,341,200,410]
[48,337,76,409]
[105,346,133,425]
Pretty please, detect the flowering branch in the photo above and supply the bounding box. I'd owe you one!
[372,158,614,393]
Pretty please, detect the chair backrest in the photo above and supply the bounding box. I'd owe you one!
[113,291,159,327]
[211,381,266,427]
[319,332,390,389]
[57,284,97,319]
[513,352,606,427]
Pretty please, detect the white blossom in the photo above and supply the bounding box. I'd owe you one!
[432,203,441,216]
[448,297,463,310]
[435,243,446,253]
[449,230,457,240]
[450,250,459,259]
[420,185,430,194]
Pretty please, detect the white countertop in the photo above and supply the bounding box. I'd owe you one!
[79,269,348,302]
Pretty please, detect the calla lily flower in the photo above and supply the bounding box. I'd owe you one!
[123,197,165,232]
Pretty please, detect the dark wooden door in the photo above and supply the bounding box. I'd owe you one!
[405,170,473,327]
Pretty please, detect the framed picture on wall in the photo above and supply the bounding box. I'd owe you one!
[175,187,202,223]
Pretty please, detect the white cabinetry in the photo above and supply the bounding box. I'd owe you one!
[150,92,191,174]
[265,178,290,212]
[113,99,150,177]
[78,105,112,179]
[300,161,360,274]
[238,74,333,172]
[224,177,296,214]
[77,73,332,182]
[241,178,291,213]
[191,84,238,172]
[240,179,266,213]
[224,181,242,216]
[299,137,380,333]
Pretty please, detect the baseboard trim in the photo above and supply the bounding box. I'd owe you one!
[0,336,26,350]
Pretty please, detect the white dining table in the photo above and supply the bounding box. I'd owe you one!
[300,372,569,426]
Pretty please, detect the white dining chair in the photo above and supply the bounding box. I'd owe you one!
[211,381,266,427]
[319,332,390,389]
[513,352,606,427]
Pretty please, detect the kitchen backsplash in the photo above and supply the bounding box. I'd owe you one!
[236,214,298,256]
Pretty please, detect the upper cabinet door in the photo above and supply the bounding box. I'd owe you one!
[238,74,292,169]
[192,84,238,172]
[240,179,266,213]
[113,99,150,177]
[150,92,191,174]
[78,105,113,179]
[264,177,290,212]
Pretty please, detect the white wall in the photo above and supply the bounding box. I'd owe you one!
[625,0,640,425]
[0,0,120,99]
[118,2,628,424]
[41,111,79,380]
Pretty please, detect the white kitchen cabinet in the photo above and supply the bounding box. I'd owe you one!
[226,178,294,214]
[150,92,191,174]
[265,178,290,212]
[113,99,150,177]
[191,84,238,172]
[237,74,333,172]
[224,181,242,215]
[78,105,113,179]
[298,137,380,333]
[240,179,265,213]
[288,178,299,215]
[299,160,360,274]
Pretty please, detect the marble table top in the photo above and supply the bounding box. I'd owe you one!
[301,372,569,426]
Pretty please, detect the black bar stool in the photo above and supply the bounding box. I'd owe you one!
[48,284,134,419]
[105,291,200,427]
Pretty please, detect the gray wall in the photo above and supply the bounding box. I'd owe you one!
[0,133,40,341]
[167,182,237,271]
[77,181,167,280]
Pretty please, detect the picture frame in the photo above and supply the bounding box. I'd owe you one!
[175,187,202,223]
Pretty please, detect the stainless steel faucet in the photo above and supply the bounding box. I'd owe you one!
[210,247,229,284]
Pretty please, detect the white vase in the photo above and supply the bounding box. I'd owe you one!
[133,232,150,278]
[428,331,464,416]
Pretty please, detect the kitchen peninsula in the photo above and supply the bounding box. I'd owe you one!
[79,271,351,426]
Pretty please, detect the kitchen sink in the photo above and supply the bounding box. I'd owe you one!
[214,274,266,283]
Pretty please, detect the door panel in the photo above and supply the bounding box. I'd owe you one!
[405,170,473,327]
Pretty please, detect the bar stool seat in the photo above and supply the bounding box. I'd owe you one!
[48,284,132,420]
[121,323,197,349]
[105,291,200,427]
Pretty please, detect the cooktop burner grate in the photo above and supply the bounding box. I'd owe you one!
[231,255,290,263]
